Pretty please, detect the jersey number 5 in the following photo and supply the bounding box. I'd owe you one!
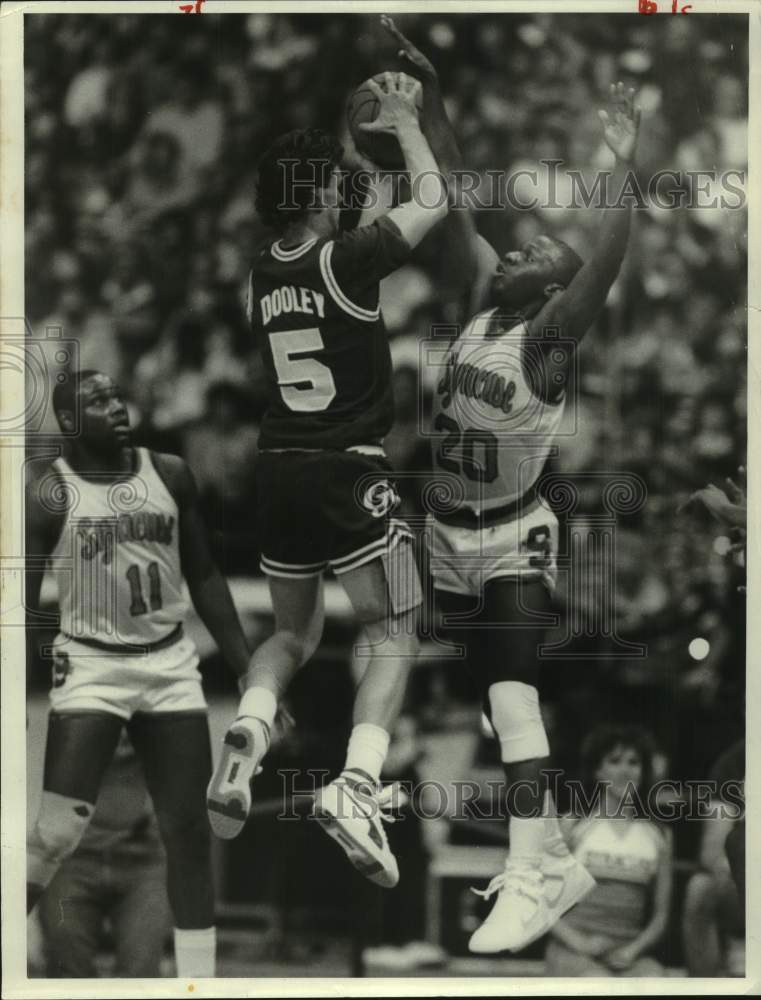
[269,328,337,413]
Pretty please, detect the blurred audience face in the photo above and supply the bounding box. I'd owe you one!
[57,285,86,320]
[141,132,180,180]
[714,75,744,118]
[595,743,644,801]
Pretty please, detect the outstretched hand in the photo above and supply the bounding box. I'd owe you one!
[679,476,746,529]
[380,14,438,82]
[598,82,641,164]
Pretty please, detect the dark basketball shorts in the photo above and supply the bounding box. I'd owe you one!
[257,449,418,586]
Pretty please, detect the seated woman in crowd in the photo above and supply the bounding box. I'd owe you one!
[545,725,673,977]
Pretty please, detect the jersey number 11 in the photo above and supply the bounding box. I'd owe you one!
[126,562,164,616]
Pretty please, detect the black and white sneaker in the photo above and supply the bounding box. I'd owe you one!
[313,772,405,889]
[206,717,266,840]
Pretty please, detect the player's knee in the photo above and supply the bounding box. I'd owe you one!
[275,628,320,669]
[28,791,94,886]
[487,681,550,763]
[362,614,420,658]
[157,805,210,859]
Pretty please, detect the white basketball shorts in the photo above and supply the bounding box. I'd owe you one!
[48,631,206,718]
[427,500,559,597]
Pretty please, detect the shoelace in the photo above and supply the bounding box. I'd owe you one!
[374,782,408,825]
[471,863,543,904]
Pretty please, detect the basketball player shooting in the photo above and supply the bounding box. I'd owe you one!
[381,18,641,953]
[25,370,251,978]
[206,75,448,890]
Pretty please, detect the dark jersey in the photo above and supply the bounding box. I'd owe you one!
[247,217,411,450]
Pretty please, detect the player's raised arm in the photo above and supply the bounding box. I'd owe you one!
[152,453,250,681]
[529,83,641,349]
[381,16,497,314]
[360,72,448,248]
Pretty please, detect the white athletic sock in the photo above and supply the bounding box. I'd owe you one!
[344,723,390,785]
[508,815,545,864]
[510,790,567,861]
[542,790,565,845]
[238,685,277,733]
[174,926,216,978]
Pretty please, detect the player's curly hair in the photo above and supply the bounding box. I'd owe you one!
[255,129,344,232]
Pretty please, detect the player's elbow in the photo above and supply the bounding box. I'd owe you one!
[393,182,448,248]
[424,170,449,218]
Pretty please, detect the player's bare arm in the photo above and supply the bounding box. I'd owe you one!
[381,16,482,305]
[360,72,448,248]
[152,452,250,680]
[24,474,66,647]
[528,84,641,388]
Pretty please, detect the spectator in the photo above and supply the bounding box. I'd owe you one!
[183,381,261,573]
[144,59,224,178]
[100,241,160,367]
[122,131,200,230]
[32,735,171,978]
[545,725,673,977]
[681,739,744,976]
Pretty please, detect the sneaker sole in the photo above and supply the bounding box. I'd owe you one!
[313,789,398,889]
[206,722,260,839]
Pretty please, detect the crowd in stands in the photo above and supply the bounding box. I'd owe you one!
[26,12,747,975]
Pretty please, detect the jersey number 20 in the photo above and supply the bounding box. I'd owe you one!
[435,413,498,483]
[269,328,337,412]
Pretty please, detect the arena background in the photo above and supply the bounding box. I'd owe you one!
[24,10,747,979]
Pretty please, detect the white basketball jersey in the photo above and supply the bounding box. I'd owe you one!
[431,308,565,512]
[49,448,188,646]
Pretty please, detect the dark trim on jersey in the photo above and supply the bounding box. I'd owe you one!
[434,485,541,530]
[61,623,184,655]
[319,241,380,322]
[146,449,181,509]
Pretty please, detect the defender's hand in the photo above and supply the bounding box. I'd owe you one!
[681,483,746,528]
[381,15,438,82]
[598,82,641,164]
[359,72,423,134]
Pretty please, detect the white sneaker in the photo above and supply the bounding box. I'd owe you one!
[468,860,548,953]
[468,840,597,955]
[313,774,404,888]
[541,835,596,921]
[206,717,265,839]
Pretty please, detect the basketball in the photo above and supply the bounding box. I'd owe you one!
[347,72,424,169]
